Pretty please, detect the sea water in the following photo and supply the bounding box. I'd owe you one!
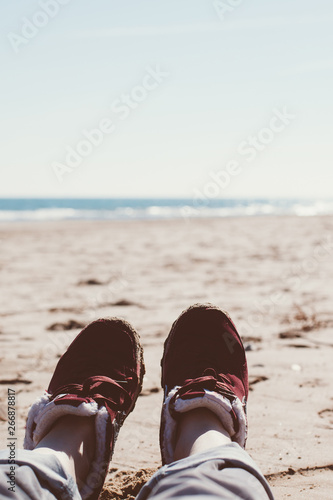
[0,198,332,222]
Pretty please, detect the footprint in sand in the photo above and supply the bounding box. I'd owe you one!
[0,330,15,343]
[266,464,333,482]
[242,336,262,352]
[47,320,85,331]
[279,331,302,339]
[318,408,333,428]
[111,299,144,308]
[77,279,104,286]
[140,387,160,397]
[0,378,32,385]
[49,307,81,313]
[300,378,326,388]
[286,343,313,349]
[249,375,268,391]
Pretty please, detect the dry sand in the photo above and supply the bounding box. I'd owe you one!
[0,216,332,499]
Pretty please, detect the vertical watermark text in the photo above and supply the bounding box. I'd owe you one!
[7,389,16,493]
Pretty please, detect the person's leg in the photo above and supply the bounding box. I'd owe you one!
[0,447,80,500]
[137,304,274,500]
[0,413,96,499]
[156,407,272,500]
[174,408,231,461]
[33,415,96,487]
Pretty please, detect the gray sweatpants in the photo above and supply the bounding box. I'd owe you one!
[137,444,274,500]
[0,444,274,499]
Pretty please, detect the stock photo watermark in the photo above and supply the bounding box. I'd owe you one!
[182,106,295,218]
[52,65,170,183]
[241,233,333,336]
[7,0,72,53]
[213,0,245,21]
[7,389,16,493]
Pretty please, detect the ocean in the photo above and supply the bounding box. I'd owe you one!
[0,198,332,222]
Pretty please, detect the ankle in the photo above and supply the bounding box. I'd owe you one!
[174,408,231,461]
[35,415,95,484]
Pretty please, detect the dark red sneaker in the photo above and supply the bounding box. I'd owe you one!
[160,304,248,464]
[24,318,145,500]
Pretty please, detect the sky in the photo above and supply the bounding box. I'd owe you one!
[1,0,333,199]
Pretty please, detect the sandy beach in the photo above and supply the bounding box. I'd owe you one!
[0,215,332,499]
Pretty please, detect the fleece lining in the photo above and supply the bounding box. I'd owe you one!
[24,392,110,500]
[161,386,247,464]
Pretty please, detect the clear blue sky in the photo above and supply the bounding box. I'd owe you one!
[1,0,332,198]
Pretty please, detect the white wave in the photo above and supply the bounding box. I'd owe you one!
[0,200,333,222]
[291,201,333,216]
[0,208,80,221]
